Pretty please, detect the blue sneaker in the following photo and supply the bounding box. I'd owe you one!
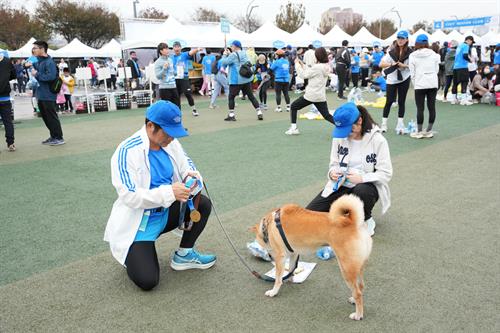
[170,249,216,271]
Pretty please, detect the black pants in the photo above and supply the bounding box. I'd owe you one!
[159,88,180,108]
[452,68,469,94]
[361,68,369,87]
[0,101,14,145]
[383,78,410,118]
[64,94,73,111]
[38,100,63,140]
[259,80,270,104]
[275,81,290,106]
[351,73,359,88]
[415,88,437,129]
[336,64,348,97]
[290,96,334,125]
[228,83,259,110]
[125,194,212,291]
[443,75,453,98]
[175,79,195,108]
[17,78,26,93]
[306,183,379,220]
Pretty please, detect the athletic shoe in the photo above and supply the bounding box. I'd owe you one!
[41,137,53,145]
[410,132,424,139]
[224,115,236,121]
[275,106,282,112]
[257,113,264,120]
[337,96,347,101]
[8,144,16,152]
[209,104,216,109]
[170,248,216,271]
[422,131,434,138]
[395,125,405,135]
[381,124,387,133]
[450,99,458,105]
[262,104,268,110]
[192,110,199,117]
[460,99,473,106]
[286,105,290,112]
[49,138,66,146]
[365,218,376,236]
[285,127,300,135]
[198,90,204,96]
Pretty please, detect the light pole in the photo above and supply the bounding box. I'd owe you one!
[246,0,259,33]
[392,8,402,29]
[133,0,140,19]
[379,7,395,38]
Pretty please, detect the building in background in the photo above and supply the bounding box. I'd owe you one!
[320,7,363,30]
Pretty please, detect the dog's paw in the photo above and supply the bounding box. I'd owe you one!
[265,289,278,297]
[349,312,363,321]
[348,297,356,305]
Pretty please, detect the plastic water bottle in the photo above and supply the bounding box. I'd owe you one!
[406,119,416,134]
[316,246,335,260]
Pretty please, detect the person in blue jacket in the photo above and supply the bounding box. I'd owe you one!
[220,40,263,121]
[451,36,474,105]
[200,51,216,96]
[26,40,64,146]
[270,49,291,112]
[371,43,384,72]
[350,49,360,88]
[493,43,500,67]
[172,41,201,116]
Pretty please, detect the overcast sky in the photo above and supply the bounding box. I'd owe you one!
[19,0,500,30]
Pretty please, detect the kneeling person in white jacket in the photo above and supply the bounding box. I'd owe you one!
[409,34,441,139]
[104,100,216,291]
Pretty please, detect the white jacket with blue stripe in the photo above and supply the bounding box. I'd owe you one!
[104,126,202,265]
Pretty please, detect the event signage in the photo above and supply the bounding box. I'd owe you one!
[434,16,492,29]
[220,18,230,34]
[272,40,286,49]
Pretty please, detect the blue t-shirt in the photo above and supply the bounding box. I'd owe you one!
[494,50,500,65]
[202,54,216,75]
[374,76,386,91]
[270,58,290,83]
[134,149,174,242]
[172,51,193,79]
[372,51,384,66]
[351,55,360,73]
[454,43,470,69]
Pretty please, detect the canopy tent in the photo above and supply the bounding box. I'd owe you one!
[323,25,353,47]
[382,32,398,46]
[246,21,292,48]
[98,39,122,58]
[430,30,449,44]
[51,38,101,58]
[9,38,55,58]
[289,23,326,47]
[409,29,432,46]
[446,30,464,44]
[480,30,500,46]
[350,27,382,47]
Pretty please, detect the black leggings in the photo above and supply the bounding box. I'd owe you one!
[415,88,437,130]
[290,96,334,125]
[259,80,270,104]
[361,68,369,87]
[175,79,195,108]
[452,68,469,94]
[351,73,359,88]
[306,183,379,220]
[228,83,259,110]
[275,81,290,106]
[125,194,212,291]
[383,78,410,118]
[443,75,453,99]
[159,88,180,108]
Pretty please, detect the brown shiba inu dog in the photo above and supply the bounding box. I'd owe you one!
[250,194,372,320]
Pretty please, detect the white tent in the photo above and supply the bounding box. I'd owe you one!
[51,38,101,58]
[382,32,398,47]
[480,30,500,46]
[247,21,292,48]
[323,25,353,47]
[98,39,122,58]
[351,27,382,47]
[431,30,449,44]
[9,38,55,58]
[289,24,326,47]
[446,30,464,43]
[409,29,432,46]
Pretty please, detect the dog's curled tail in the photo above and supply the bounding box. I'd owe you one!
[328,194,365,227]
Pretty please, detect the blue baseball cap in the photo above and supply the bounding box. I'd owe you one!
[397,30,409,39]
[415,34,429,43]
[496,43,500,47]
[231,40,242,48]
[146,100,188,138]
[332,102,360,138]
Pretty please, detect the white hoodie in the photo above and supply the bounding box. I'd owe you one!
[409,48,440,90]
[303,63,330,102]
[322,127,393,214]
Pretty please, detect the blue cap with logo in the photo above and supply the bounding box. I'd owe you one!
[231,40,242,48]
[397,30,409,39]
[146,100,188,138]
[332,102,360,138]
[415,34,429,43]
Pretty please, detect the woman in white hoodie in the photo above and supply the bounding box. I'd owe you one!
[286,47,334,135]
[409,34,441,139]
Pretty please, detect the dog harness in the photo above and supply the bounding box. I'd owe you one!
[273,209,294,253]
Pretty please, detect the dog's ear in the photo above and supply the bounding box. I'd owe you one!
[248,225,258,233]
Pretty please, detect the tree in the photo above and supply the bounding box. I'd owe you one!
[412,20,433,34]
[343,17,367,36]
[192,7,224,22]
[138,7,169,20]
[275,1,305,33]
[319,20,334,35]
[368,18,397,39]
[233,14,262,33]
[0,3,51,49]
[37,0,119,48]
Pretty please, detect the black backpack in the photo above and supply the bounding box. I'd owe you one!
[236,52,254,78]
[211,58,219,75]
[50,76,63,94]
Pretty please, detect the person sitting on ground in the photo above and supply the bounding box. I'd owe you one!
[366,71,387,93]
[104,100,216,291]
[470,66,493,103]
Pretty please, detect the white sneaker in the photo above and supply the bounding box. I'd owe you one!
[285,127,300,135]
[410,131,424,139]
[395,125,405,135]
[365,218,376,236]
[381,124,387,133]
[422,131,434,138]
[460,99,473,106]
[275,107,282,112]
[450,99,458,105]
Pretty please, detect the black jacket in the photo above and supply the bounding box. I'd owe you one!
[0,58,16,98]
[126,59,140,79]
[335,47,351,67]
